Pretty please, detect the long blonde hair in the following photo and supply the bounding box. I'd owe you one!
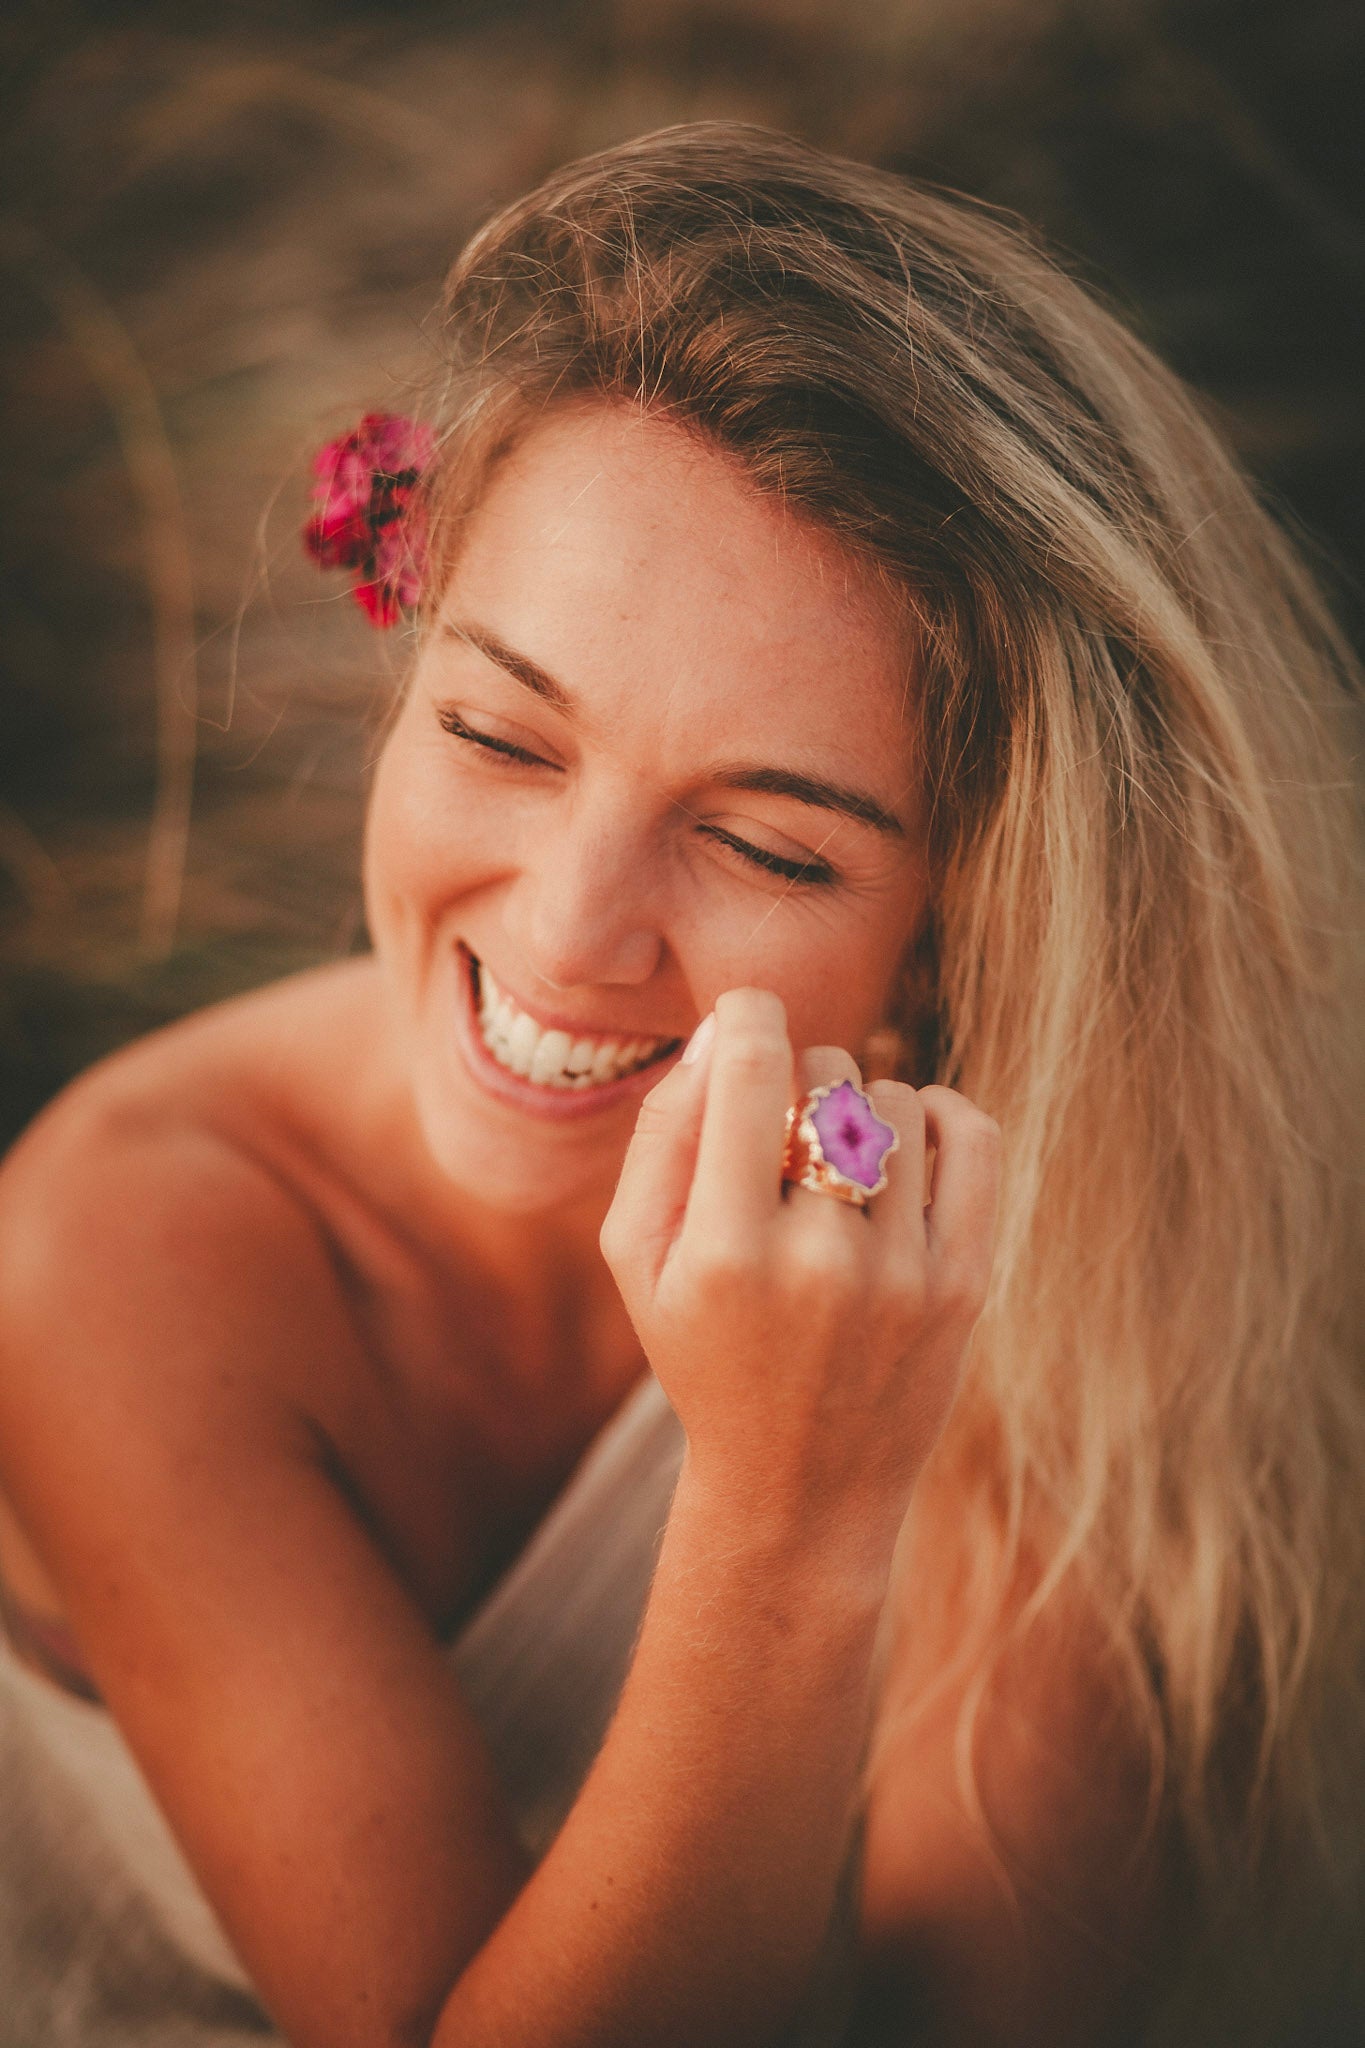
[421,122,1365,1960]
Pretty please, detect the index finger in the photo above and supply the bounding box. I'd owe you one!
[685,988,792,1242]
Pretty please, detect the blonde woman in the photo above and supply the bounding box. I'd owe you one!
[0,125,1360,2047]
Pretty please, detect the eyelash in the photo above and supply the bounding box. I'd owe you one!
[438,708,544,768]
[696,825,836,887]
[437,709,838,888]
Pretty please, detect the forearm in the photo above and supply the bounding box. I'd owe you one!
[431,1452,901,2048]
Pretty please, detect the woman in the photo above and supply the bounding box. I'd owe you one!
[0,124,1361,2046]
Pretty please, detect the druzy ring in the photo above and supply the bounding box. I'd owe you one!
[782,1079,899,1207]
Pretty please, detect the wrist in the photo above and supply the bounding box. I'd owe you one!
[668,1443,906,1618]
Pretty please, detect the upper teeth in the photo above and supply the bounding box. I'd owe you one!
[475,960,675,1088]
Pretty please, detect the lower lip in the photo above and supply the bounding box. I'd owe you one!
[450,948,681,1123]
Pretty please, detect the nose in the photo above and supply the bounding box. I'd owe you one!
[500,796,664,992]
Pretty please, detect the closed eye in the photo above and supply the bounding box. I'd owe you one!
[697,824,837,888]
[437,707,558,769]
[438,707,837,887]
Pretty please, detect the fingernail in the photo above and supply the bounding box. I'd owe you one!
[681,1012,715,1066]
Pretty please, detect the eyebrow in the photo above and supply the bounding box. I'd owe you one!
[442,617,907,841]
[708,763,906,839]
[444,620,573,711]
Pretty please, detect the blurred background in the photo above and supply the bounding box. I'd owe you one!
[1,0,1361,1149]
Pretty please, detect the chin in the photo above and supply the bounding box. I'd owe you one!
[409,1061,624,1219]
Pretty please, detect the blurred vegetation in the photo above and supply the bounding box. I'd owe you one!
[1,0,1362,1147]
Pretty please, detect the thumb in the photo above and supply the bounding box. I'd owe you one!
[601,1014,715,1294]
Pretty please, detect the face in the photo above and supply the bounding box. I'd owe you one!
[364,401,930,1215]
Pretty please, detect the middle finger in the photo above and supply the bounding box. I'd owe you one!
[795,1044,863,1098]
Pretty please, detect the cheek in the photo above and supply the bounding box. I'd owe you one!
[362,745,424,933]
[688,908,896,1050]
[363,739,482,940]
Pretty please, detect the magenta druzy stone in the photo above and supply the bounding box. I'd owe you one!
[809,1080,897,1190]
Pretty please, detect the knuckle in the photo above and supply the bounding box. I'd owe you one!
[601,1236,638,1286]
[799,1047,861,1087]
[930,1252,993,1322]
[919,1085,1000,1134]
[869,1079,925,1138]
[914,1083,956,1112]
[687,1236,761,1296]
[630,1096,673,1140]
[786,1232,861,1301]
[717,1031,788,1075]
[598,1216,635,1279]
[877,1250,928,1309]
[967,1109,1002,1149]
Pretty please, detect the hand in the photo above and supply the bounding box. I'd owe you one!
[600,988,1001,1524]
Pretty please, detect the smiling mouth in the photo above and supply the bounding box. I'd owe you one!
[467,952,683,1090]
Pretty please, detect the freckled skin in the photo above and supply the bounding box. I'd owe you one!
[0,401,1159,2048]
[363,400,932,1227]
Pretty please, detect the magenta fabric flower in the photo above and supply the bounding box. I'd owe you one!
[808,1080,898,1191]
[303,411,435,626]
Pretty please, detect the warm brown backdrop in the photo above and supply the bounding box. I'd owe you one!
[2,0,1362,1147]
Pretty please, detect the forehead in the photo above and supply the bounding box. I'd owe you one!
[438,401,917,771]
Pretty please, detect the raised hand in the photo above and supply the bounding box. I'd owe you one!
[600,987,1002,1529]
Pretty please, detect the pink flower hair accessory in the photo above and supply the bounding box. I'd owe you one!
[303,411,435,627]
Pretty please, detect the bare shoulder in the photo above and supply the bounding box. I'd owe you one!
[0,955,383,1231]
[0,966,387,1728]
[1,953,385,1173]
[0,968,531,2044]
[0,959,385,1457]
[856,1562,1170,2048]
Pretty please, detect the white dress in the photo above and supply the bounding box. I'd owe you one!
[0,1376,860,2045]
